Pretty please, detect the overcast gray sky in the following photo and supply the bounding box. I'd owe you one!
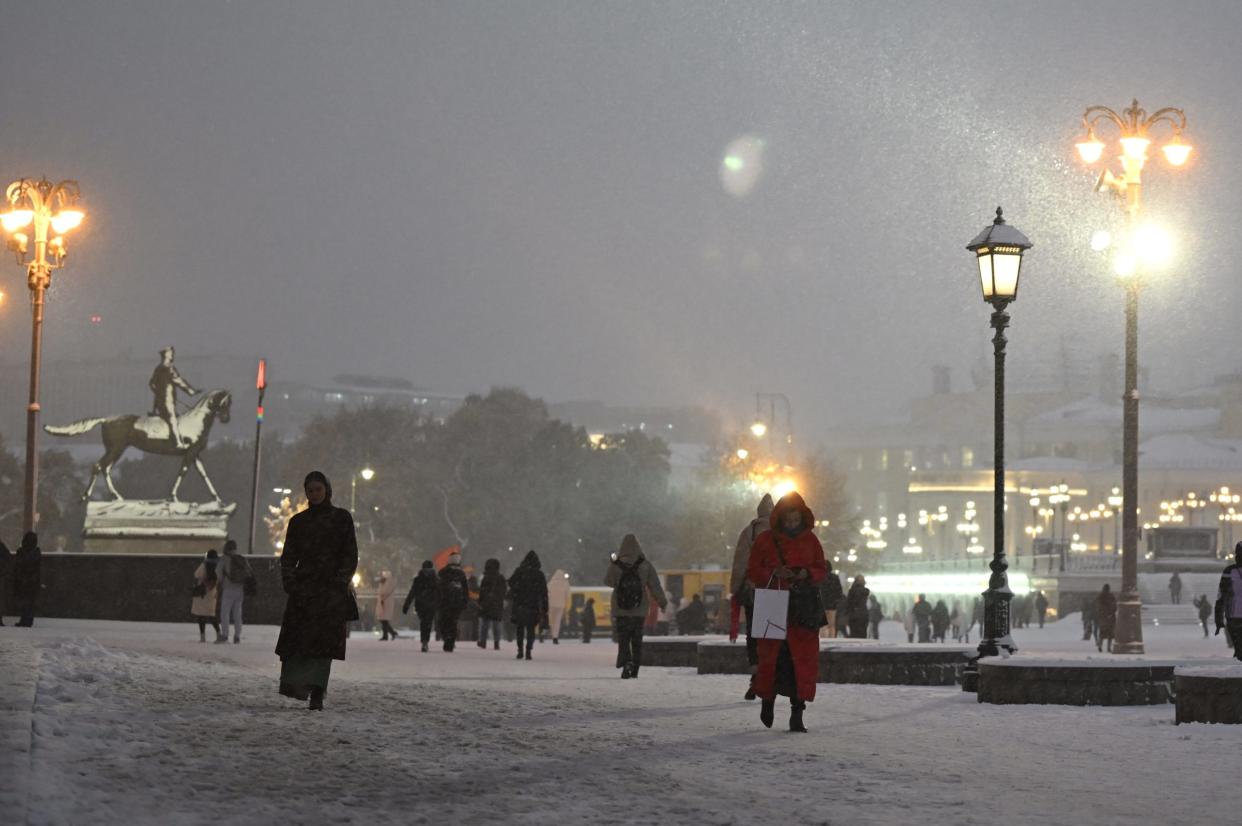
[1,0,1238,443]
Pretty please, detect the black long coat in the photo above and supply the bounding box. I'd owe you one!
[13,544,41,599]
[437,564,469,619]
[478,566,507,621]
[404,569,439,618]
[508,551,548,625]
[275,503,359,662]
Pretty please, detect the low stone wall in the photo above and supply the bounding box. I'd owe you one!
[641,637,706,668]
[697,640,751,674]
[1175,666,1242,724]
[21,553,288,625]
[821,646,974,686]
[978,660,1177,706]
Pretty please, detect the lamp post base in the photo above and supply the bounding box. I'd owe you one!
[1114,597,1145,654]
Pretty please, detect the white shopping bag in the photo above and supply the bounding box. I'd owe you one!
[752,586,789,640]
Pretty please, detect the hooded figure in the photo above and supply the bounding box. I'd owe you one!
[13,532,42,627]
[436,552,469,652]
[545,568,571,643]
[731,493,774,698]
[508,550,549,659]
[275,471,359,710]
[375,571,399,641]
[403,561,440,651]
[605,534,668,679]
[1096,583,1118,652]
[845,576,871,639]
[477,558,507,650]
[746,492,826,733]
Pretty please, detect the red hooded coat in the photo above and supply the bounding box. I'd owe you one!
[746,492,827,702]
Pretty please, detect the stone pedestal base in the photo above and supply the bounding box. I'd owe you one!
[979,659,1177,705]
[83,500,236,555]
[1175,666,1242,724]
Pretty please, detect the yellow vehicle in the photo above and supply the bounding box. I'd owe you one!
[568,586,613,633]
[659,568,731,632]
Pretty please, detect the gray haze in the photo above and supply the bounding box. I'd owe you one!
[1,0,1239,443]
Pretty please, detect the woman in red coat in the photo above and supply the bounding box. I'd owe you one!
[746,491,827,732]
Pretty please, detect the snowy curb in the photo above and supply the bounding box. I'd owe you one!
[0,637,40,823]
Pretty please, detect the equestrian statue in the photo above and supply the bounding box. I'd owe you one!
[44,348,232,503]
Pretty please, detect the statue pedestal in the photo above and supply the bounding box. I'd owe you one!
[83,500,237,555]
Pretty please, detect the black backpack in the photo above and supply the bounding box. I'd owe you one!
[614,561,644,611]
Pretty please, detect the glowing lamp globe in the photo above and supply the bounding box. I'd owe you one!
[966,207,1033,304]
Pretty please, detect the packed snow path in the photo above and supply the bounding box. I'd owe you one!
[2,619,1239,825]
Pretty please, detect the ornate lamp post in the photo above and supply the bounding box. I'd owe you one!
[350,466,375,514]
[1075,99,1191,654]
[0,178,85,533]
[965,207,1032,674]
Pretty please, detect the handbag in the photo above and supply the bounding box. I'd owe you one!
[191,583,207,598]
[773,534,827,630]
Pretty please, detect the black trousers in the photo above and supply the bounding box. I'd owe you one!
[515,622,537,652]
[16,596,36,627]
[417,612,435,645]
[380,620,398,639]
[1229,619,1242,661]
[197,618,221,635]
[439,609,461,648]
[615,616,645,670]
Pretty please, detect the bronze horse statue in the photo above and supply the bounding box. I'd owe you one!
[44,389,233,502]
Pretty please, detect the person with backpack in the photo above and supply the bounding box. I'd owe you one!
[402,561,440,652]
[436,552,469,652]
[581,597,597,642]
[731,493,774,699]
[375,571,399,641]
[477,558,507,650]
[217,539,252,644]
[276,471,359,710]
[746,491,827,733]
[190,549,222,642]
[606,534,667,679]
[1195,593,1212,638]
[508,550,549,660]
[845,575,871,639]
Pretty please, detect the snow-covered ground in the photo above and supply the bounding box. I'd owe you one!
[2,617,1240,825]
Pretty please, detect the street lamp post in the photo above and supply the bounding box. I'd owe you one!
[1075,99,1192,654]
[753,392,794,461]
[350,467,375,514]
[1108,486,1124,553]
[964,207,1033,676]
[0,178,85,533]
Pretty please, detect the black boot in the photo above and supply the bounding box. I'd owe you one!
[421,642,429,653]
[621,664,633,679]
[789,702,808,733]
[493,639,499,650]
[525,648,533,661]
[744,675,757,701]
[760,698,775,729]
[308,687,324,711]
[516,649,524,659]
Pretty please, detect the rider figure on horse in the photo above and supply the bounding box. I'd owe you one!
[149,346,198,449]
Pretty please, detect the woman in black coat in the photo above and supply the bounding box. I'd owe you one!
[508,550,549,660]
[477,558,507,650]
[275,471,359,710]
[844,576,871,639]
[436,553,469,652]
[403,561,440,652]
[13,532,41,628]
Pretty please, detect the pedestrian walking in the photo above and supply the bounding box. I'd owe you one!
[375,571,399,641]
[402,561,440,652]
[820,568,845,639]
[1169,572,1183,605]
[581,597,597,642]
[931,599,950,643]
[606,534,667,680]
[217,539,252,644]
[546,568,570,644]
[950,601,962,642]
[1034,590,1049,628]
[0,538,11,626]
[190,549,222,642]
[731,493,774,699]
[677,593,708,635]
[477,558,507,650]
[1096,584,1117,653]
[1081,593,1097,642]
[911,594,932,643]
[13,532,42,628]
[436,551,469,652]
[1214,542,1242,661]
[1195,594,1212,638]
[844,575,870,639]
[902,603,915,643]
[508,550,548,660]
[868,595,883,640]
[275,471,359,710]
[745,491,826,733]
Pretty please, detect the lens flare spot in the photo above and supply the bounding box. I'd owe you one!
[720,135,765,198]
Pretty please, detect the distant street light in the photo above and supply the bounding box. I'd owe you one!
[749,420,768,438]
[351,467,376,514]
[964,206,1032,679]
[1075,99,1192,655]
[0,178,85,532]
